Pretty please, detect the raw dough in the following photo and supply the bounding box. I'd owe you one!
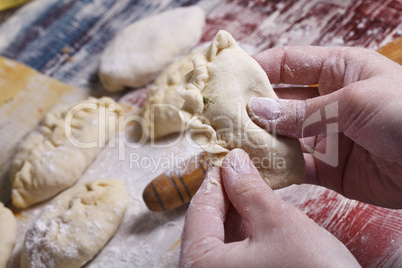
[21,179,129,268]
[0,202,16,268]
[177,30,305,189]
[9,97,121,209]
[141,50,198,140]
[98,6,205,92]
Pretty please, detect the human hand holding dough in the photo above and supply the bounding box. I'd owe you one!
[180,149,360,267]
[248,46,402,208]
[177,30,305,189]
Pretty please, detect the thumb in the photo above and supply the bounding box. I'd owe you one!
[247,90,344,138]
[221,148,283,236]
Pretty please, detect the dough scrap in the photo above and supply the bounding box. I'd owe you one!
[141,50,198,140]
[0,202,17,268]
[99,6,205,92]
[177,30,305,189]
[9,97,121,209]
[21,179,129,268]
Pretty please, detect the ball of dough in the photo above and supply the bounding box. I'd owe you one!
[0,202,17,268]
[141,50,198,140]
[9,97,121,209]
[98,6,205,92]
[21,179,129,268]
[177,30,305,189]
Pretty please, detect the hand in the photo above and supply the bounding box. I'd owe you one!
[247,46,402,209]
[180,149,360,268]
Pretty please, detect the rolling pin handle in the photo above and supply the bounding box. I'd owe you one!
[143,151,209,212]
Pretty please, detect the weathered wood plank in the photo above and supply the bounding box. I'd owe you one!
[202,0,402,50]
[0,0,226,89]
[277,185,402,267]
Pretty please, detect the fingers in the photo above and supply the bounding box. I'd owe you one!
[221,148,282,237]
[182,150,361,267]
[181,166,227,254]
[224,203,251,243]
[253,46,327,85]
[247,91,343,138]
[247,77,372,139]
[253,46,384,93]
[248,75,402,163]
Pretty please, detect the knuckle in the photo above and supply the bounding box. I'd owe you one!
[276,99,306,137]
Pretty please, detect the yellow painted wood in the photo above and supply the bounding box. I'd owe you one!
[377,36,402,65]
[0,0,32,11]
[0,56,82,203]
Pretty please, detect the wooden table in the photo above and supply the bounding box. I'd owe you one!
[0,0,401,267]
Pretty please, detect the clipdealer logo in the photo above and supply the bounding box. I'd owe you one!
[63,99,339,169]
[301,101,339,167]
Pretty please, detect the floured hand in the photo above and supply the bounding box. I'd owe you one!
[248,47,402,209]
[180,149,360,268]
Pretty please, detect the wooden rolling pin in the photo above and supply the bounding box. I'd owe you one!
[142,36,402,212]
[143,151,209,212]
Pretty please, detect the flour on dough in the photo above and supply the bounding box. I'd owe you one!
[98,6,205,92]
[141,50,199,140]
[177,30,305,189]
[21,179,129,268]
[0,202,17,268]
[9,97,121,209]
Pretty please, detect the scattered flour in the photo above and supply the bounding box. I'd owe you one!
[283,64,295,78]
[23,219,80,268]
[205,178,219,194]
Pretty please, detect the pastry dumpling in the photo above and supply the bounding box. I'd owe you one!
[21,179,129,268]
[177,30,305,189]
[141,50,198,140]
[0,202,17,268]
[9,97,121,209]
[98,6,205,92]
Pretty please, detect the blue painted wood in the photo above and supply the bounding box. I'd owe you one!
[0,0,207,88]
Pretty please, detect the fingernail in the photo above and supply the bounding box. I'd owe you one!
[227,149,256,174]
[248,97,280,121]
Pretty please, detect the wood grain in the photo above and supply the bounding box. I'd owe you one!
[143,152,209,212]
[377,36,402,64]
